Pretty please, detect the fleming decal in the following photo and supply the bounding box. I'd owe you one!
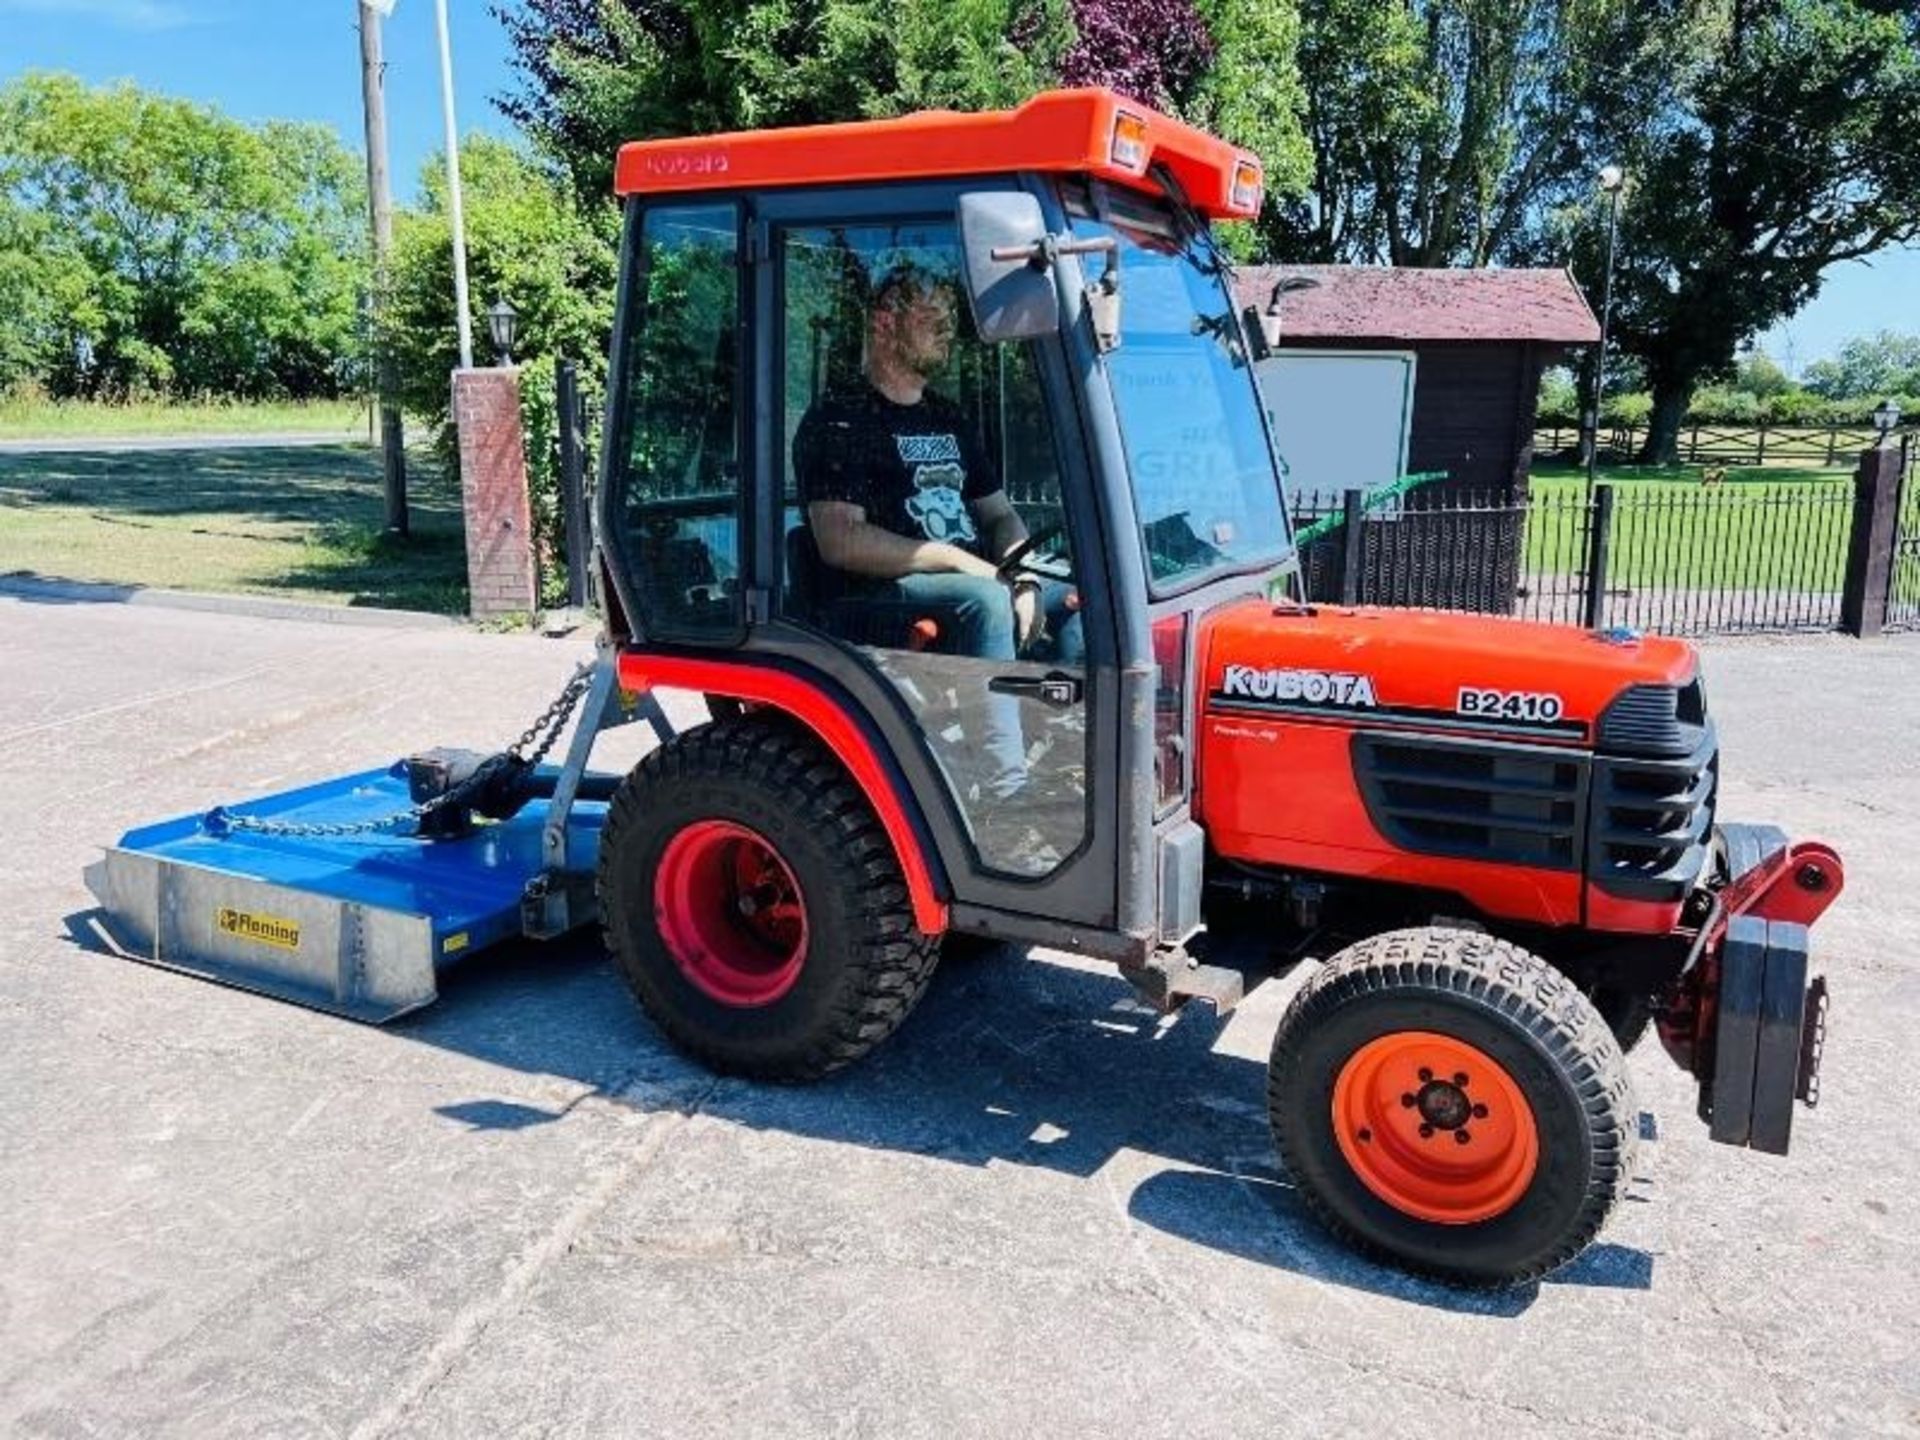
[216,907,301,951]
[1220,665,1378,708]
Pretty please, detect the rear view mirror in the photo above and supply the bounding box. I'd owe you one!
[957,192,1060,343]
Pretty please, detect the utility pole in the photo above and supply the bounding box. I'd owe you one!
[358,0,409,536]
[434,0,475,370]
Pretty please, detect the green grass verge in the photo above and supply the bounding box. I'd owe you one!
[1525,461,1856,592]
[0,442,468,613]
[0,395,369,440]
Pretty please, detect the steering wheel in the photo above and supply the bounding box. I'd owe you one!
[995,520,1069,580]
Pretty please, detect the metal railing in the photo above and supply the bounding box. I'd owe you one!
[1889,435,1920,633]
[1290,475,1859,638]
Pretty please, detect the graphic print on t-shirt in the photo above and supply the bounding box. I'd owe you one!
[896,433,977,544]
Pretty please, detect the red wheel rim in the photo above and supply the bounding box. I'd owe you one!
[653,819,809,1007]
[1331,1030,1539,1225]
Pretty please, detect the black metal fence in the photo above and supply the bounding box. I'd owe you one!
[1290,474,1860,637]
[1890,435,1920,633]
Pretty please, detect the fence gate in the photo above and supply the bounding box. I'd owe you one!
[1890,433,1920,632]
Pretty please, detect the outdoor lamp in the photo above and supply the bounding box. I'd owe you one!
[1256,274,1321,352]
[486,298,520,367]
[1872,398,1900,441]
[1598,163,1626,194]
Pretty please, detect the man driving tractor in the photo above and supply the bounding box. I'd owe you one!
[794,259,1081,809]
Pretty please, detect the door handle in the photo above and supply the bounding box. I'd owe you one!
[988,672,1082,708]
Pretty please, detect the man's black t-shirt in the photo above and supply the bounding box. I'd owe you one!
[794,384,997,556]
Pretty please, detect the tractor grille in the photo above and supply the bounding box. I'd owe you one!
[1352,735,1586,871]
[1588,679,1718,901]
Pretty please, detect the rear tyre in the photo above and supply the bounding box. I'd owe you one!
[597,715,941,1081]
[1267,927,1635,1287]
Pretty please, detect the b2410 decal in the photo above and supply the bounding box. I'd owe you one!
[1457,687,1566,724]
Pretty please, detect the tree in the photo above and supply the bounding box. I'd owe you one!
[0,73,366,399]
[1802,328,1920,399]
[1274,0,1687,266]
[1733,347,1794,398]
[1572,2,1920,462]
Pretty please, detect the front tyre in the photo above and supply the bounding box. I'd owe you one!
[597,716,941,1082]
[1267,928,1635,1286]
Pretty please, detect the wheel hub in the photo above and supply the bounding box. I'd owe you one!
[654,819,808,1008]
[1331,1031,1540,1225]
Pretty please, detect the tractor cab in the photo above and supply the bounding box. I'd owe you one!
[597,89,1281,960]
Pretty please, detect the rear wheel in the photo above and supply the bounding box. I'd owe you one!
[1268,928,1635,1286]
[597,716,941,1081]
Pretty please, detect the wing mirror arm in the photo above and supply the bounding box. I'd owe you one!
[991,234,1121,353]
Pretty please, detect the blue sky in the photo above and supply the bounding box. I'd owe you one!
[3,0,1914,370]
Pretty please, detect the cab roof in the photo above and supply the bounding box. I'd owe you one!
[612,88,1263,221]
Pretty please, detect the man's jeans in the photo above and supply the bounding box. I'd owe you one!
[831,572,1082,800]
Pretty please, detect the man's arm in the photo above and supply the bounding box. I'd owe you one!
[970,490,1029,564]
[808,500,1000,580]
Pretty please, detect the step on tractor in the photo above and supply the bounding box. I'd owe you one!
[84,90,1845,1286]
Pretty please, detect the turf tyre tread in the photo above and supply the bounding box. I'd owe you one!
[1267,926,1635,1287]
[597,715,941,1082]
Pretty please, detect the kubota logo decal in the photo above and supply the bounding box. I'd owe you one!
[1220,665,1378,708]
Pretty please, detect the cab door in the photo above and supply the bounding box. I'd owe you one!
[744,182,1121,931]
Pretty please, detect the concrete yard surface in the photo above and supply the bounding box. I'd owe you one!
[1,592,1916,1438]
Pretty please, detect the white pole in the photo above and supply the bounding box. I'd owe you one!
[434,0,474,369]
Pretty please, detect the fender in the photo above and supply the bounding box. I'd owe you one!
[615,651,950,936]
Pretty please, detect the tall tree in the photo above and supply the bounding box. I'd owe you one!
[1275,0,1684,266]
[1580,1,1920,461]
[0,73,366,399]
[1801,328,1920,400]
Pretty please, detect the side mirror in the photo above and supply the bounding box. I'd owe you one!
[958,192,1061,343]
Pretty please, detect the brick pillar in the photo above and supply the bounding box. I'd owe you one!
[1840,444,1902,638]
[452,367,537,620]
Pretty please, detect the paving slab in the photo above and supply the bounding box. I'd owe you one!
[1,594,1916,1438]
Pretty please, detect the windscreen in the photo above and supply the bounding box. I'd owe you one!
[1068,190,1293,592]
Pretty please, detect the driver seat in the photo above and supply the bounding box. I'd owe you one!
[784,524,938,650]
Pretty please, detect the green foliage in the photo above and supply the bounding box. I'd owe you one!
[1802,330,1920,401]
[0,72,366,400]
[1276,0,1686,265]
[388,137,615,602]
[1563,1,1920,459]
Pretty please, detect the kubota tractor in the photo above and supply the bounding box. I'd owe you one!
[587,91,1840,1285]
[85,90,1843,1287]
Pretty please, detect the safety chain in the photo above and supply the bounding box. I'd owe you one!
[206,661,598,840]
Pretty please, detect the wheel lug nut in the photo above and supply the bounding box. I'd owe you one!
[1418,1068,1433,1082]
[1453,1072,1469,1087]
[1472,1103,1488,1119]
[1455,1129,1472,1145]
[1400,1093,1417,1107]
[1419,1123,1435,1139]
[1357,1127,1372,1143]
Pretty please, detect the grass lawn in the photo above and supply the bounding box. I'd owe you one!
[0,442,469,613]
[0,395,369,441]
[1525,460,1856,592]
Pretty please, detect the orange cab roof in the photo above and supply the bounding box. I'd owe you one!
[613,88,1263,221]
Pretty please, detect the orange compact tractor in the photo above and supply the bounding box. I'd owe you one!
[88,91,1843,1285]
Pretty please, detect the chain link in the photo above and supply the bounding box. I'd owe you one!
[208,661,598,840]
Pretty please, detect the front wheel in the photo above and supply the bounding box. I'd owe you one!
[1267,928,1635,1286]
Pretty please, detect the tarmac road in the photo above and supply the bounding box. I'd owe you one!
[1,591,1916,1438]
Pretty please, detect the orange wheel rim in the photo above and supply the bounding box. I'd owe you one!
[1331,1031,1539,1225]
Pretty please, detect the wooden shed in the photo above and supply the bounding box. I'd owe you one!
[1232,265,1600,500]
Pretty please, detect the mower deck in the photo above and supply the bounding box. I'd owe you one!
[83,763,610,1023]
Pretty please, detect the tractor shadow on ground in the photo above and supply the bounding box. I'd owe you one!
[351,929,1657,1316]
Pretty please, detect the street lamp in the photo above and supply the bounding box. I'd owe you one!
[1872,397,1901,445]
[1585,163,1626,501]
[486,298,519,367]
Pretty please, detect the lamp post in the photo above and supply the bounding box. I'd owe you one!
[487,299,519,368]
[1585,163,1626,502]
[1872,397,1901,447]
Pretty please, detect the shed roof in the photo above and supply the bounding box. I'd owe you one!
[1232,265,1600,345]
